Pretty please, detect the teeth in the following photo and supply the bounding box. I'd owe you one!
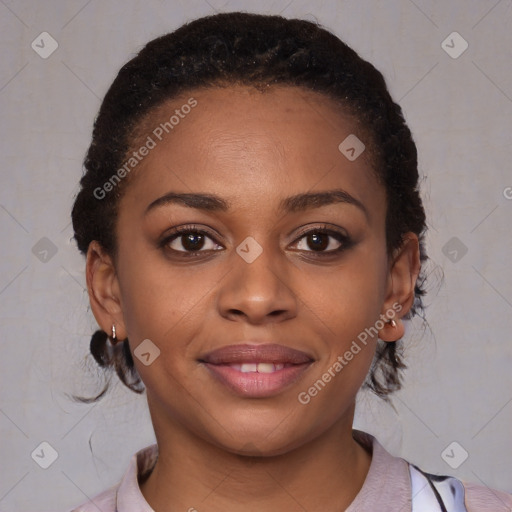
[236,363,286,373]
[240,363,258,373]
[256,363,275,373]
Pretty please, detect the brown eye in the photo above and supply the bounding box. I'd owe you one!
[300,232,334,252]
[173,232,207,252]
[160,226,223,256]
[292,226,352,256]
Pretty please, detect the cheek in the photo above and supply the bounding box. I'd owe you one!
[295,259,386,418]
[307,249,387,334]
[116,236,196,331]
[115,248,222,374]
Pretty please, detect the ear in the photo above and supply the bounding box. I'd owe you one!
[86,241,127,340]
[379,233,421,342]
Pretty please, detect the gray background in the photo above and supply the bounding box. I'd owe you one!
[1,1,511,511]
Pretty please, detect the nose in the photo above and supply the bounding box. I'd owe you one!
[216,240,298,325]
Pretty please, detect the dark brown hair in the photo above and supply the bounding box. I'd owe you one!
[71,11,428,403]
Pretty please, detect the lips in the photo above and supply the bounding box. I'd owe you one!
[199,343,314,365]
[198,343,314,397]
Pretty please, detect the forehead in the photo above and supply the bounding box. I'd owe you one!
[120,85,384,219]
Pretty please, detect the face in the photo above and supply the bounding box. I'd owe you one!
[90,85,412,456]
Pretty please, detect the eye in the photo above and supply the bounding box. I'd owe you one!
[160,225,223,257]
[159,223,352,259]
[292,225,351,256]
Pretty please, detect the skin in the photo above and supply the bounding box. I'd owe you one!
[86,85,421,511]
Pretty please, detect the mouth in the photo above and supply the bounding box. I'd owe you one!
[221,362,290,372]
[198,343,315,398]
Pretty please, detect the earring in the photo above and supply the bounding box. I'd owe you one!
[388,319,397,328]
[111,324,117,345]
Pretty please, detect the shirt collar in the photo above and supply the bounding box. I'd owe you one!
[346,429,411,511]
[116,443,158,511]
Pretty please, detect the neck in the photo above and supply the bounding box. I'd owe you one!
[140,402,372,512]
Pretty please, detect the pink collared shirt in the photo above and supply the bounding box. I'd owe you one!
[69,430,512,511]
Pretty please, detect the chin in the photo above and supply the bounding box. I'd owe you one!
[204,411,312,457]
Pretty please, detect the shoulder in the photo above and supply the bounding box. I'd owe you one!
[463,480,512,511]
[349,431,512,512]
[66,443,158,512]
[68,484,117,512]
[410,463,512,511]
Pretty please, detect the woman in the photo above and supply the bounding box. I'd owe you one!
[69,11,512,511]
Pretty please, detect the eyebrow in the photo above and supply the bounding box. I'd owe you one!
[145,188,368,219]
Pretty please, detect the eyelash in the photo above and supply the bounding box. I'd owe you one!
[158,224,352,259]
